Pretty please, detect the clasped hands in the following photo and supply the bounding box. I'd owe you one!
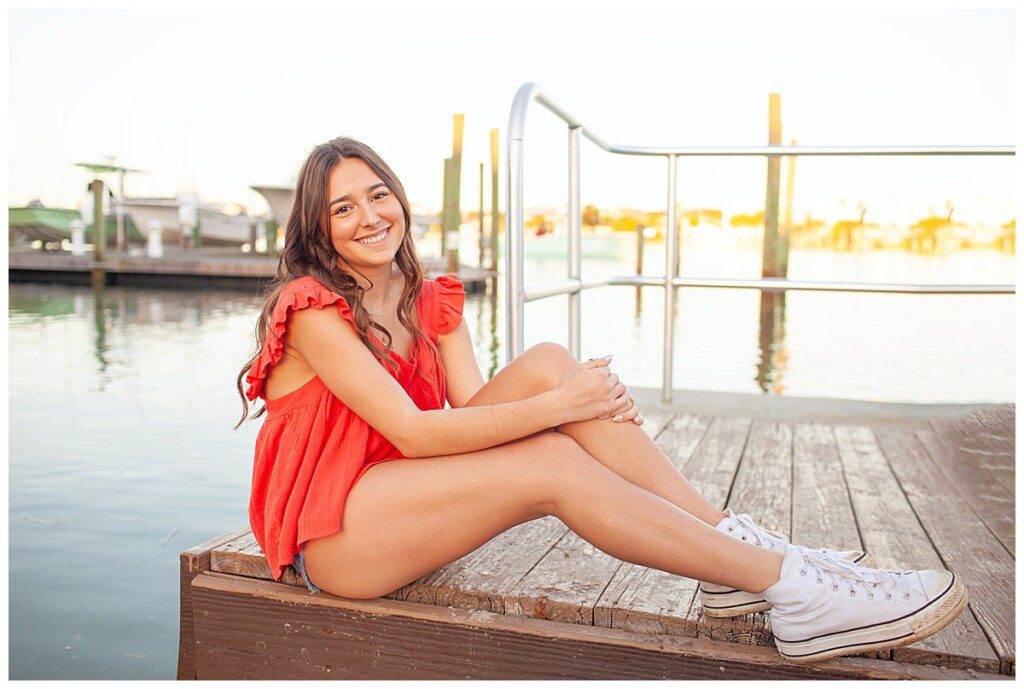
[554,354,644,426]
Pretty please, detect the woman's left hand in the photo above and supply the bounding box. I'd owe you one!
[592,360,643,426]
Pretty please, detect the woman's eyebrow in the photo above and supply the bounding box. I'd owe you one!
[330,182,387,206]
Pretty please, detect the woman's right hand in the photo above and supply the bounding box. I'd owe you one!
[553,355,624,424]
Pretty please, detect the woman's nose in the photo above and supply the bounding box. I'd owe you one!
[359,203,382,227]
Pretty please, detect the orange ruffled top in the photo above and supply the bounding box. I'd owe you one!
[244,273,466,581]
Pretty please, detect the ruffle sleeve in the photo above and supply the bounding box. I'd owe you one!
[244,277,352,401]
[433,274,466,336]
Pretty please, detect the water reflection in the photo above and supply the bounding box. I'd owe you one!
[92,282,110,377]
[755,291,789,393]
[483,283,501,380]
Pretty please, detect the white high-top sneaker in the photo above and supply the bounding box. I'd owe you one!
[699,509,868,618]
[762,548,968,664]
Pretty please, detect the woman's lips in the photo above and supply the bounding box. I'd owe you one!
[355,226,390,246]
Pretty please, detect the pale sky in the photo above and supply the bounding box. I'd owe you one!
[8,8,1015,225]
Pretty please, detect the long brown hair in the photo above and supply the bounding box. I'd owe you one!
[234,137,438,428]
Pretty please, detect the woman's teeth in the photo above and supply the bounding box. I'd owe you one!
[357,227,390,245]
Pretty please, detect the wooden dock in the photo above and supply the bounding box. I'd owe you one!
[8,248,494,292]
[178,395,1014,680]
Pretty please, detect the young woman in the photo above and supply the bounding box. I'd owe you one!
[235,137,967,665]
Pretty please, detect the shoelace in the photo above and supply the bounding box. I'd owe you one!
[730,512,851,561]
[798,549,916,600]
[729,512,789,551]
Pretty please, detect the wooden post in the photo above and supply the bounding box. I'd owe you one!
[90,179,106,262]
[477,162,485,268]
[761,93,784,278]
[441,157,456,268]
[635,225,645,274]
[489,128,500,272]
[441,114,464,273]
[781,138,796,277]
[265,220,277,257]
[440,157,448,257]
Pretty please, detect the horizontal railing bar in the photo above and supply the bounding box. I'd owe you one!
[523,277,609,302]
[523,274,1014,298]
[511,83,1014,159]
[609,144,1015,157]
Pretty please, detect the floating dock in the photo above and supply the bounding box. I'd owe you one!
[178,394,1014,680]
[7,248,494,293]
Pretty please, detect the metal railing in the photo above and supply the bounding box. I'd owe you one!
[504,82,1015,404]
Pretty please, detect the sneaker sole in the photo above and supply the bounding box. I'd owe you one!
[773,574,969,665]
[700,551,873,619]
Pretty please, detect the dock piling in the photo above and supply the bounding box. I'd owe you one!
[478,162,485,268]
[90,179,106,262]
[489,128,500,273]
[441,114,464,273]
[761,93,786,279]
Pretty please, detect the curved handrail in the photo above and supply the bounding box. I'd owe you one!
[505,82,1015,403]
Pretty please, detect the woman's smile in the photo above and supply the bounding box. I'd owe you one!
[355,226,391,247]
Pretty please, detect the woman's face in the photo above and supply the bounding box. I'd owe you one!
[326,157,406,272]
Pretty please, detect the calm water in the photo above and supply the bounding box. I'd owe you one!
[8,243,1014,678]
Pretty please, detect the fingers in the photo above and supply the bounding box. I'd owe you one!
[611,387,644,426]
[583,354,613,369]
[598,381,628,419]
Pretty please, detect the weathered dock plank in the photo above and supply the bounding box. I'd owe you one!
[791,422,863,554]
[190,572,1002,680]
[874,425,1015,674]
[834,425,1001,673]
[918,407,1015,556]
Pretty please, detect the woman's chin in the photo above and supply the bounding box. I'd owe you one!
[337,253,398,270]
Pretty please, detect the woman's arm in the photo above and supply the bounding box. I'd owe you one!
[287,305,571,458]
[435,318,485,408]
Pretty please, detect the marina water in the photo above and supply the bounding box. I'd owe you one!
[9,243,1013,679]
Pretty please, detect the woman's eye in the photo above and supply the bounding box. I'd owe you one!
[333,191,388,216]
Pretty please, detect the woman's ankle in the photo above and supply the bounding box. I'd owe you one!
[751,550,787,593]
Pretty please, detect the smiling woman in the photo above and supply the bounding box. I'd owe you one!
[231,136,966,666]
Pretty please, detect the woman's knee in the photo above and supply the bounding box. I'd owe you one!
[522,342,578,389]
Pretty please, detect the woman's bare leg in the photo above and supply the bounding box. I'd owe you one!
[463,342,727,527]
[302,431,782,600]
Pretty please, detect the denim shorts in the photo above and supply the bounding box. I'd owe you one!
[292,547,321,594]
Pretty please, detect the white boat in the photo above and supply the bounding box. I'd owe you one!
[120,197,260,246]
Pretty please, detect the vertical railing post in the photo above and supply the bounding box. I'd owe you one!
[567,126,582,360]
[506,130,526,364]
[662,155,678,404]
